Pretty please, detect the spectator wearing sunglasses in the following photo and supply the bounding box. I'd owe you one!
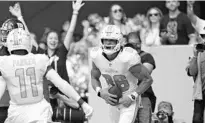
[187,0,205,43]
[160,0,196,45]
[141,7,163,46]
[107,4,132,37]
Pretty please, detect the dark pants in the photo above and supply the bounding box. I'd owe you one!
[0,107,8,122]
[193,94,205,123]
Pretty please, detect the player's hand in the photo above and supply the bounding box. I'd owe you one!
[119,95,133,108]
[72,0,85,13]
[9,2,22,18]
[100,87,118,105]
[81,102,93,119]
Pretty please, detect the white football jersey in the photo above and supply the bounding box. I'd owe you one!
[0,53,50,105]
[90,47,141,95]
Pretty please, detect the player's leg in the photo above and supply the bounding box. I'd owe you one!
[118,99,140,123]
[109,105,120,123]
[135,97,152,123]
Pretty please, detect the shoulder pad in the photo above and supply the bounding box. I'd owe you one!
[118,47,138,62]
[90,47,102,59]
[0,56,8,71]
[123,47,136,53]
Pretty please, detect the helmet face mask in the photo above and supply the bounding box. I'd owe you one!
[100,25,123,55]
[101,38,120,55]
[0,18,25,43]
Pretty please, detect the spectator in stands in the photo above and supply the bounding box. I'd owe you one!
[152,101,185,123]
[107,4,132,38]
[187,0,205,43]
[37,0,85,122]
[141,7,163,46]
[125,31,156,123]
[186,27,205,123]
[160,0,196,45]
[80,13,106,47]
[127,14,146,33]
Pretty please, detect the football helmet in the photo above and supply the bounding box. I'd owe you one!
[100,25,123,55]
[0,18,25,43]
[6,28,31,53]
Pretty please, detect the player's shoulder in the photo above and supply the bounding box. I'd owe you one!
[123,47,136,53]
[0,55,10,63]
[90,46,102,59]
[119,47,140,62]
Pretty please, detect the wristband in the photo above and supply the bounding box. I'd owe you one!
[73,11,78,15]
[77,98,85,106]
[96,87,102,97]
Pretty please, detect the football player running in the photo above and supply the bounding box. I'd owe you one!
[0,28,93,123]
[90,25,153,123]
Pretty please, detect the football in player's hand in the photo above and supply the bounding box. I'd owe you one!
[108,85,122,104]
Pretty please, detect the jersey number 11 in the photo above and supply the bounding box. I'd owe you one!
[15,67,38,98]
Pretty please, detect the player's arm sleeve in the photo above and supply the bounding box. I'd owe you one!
[91,61,102,92]
[45,68,81,102]
[129,63,153,95]
[0,74,7,100]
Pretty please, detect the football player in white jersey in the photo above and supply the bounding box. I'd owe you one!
[90,25,153,123]
[0,28,93,123]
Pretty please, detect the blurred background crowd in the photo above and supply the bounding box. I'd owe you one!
[0,0,205,123]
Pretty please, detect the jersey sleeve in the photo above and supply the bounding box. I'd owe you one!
[90,47,101,60]
[122,47,141,68]
[0,56,7,76]
[37,54,52,76]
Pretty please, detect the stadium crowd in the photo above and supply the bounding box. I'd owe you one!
[0,0,204,123]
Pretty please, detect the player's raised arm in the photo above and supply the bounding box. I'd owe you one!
[45,67,93,118]
[129,63,153,95]
[0,75,7,100]
[63,0,84,50]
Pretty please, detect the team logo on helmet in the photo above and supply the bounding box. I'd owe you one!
[6,28,31,54]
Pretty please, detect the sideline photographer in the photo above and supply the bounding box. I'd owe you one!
[186,29,205,122]
[152,101,185,123]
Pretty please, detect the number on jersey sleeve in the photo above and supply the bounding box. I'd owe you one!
[102,74,129,92]
[15,67,38,98]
